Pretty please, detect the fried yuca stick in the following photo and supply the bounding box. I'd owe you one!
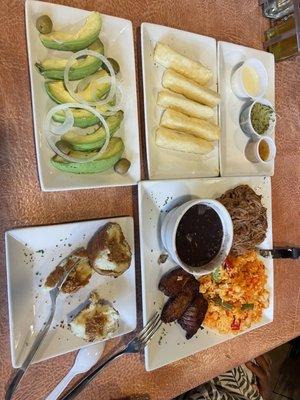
[161,109,220,141]
[156,126,213,154]
[162,69,220,107]
[154,42,212,86]
[157,90,214,120]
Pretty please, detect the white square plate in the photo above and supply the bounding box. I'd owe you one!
[218,41,275,177]
[141,23,219,180]
[25,0,140,191]
[5,217,136,368]
[139,176,273,371]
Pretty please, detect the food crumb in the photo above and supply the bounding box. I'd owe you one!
[158,253,168,264]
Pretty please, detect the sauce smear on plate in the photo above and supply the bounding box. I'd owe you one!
[242,66,260,96]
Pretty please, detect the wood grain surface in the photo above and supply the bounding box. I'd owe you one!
[0,1,299,399]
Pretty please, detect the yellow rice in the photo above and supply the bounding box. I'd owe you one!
[199,251,269,334]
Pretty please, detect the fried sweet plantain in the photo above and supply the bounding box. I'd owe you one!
[158,267,199,297]
[161,291,195,323]
[178,293,208,339]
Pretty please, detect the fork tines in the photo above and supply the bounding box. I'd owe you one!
[138,312,162,347]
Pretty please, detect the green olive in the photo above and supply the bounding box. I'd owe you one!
[114,158,131,175]
[56,140,71,155]
[36,15,53,34]
[103,58,120,75]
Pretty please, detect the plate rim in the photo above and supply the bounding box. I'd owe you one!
[5,215,137,367]
[138,176,273,371]
[141,22,219,181]
[217,40,275,177]
[25,0,141,192]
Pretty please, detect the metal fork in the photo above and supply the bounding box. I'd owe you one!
[60,312,163,400]
[6,255,81,400]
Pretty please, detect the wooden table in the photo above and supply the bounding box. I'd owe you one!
[0,1,299,399]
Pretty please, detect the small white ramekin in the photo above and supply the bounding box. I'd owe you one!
[231,58,268,100]
[239,98,276,140]
[161,199,233,277]
[245,136,276,164]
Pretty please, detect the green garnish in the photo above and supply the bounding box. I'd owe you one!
[214,296,233,310]
[250,103,274,135]
[212,266,222,283]
[241,303,254,311]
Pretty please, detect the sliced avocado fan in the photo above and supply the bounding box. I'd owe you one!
[52,99,116,129]
[51,137,125,174]
[35,39,104,80]
[40,12,102,51]
[45,69,110,104]
[62,110,124,151]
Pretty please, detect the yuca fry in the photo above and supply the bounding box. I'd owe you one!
[154,42,212,86]
[156,126,213,154]
[161,109,220,141]
[157,90,214,120]
[162,69,220,107]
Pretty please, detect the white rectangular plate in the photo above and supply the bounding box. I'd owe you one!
[139,176,273,371]
[5,217,136,368]
[218,41,275,177]
[25,0,140,191]
[141,23,219,180]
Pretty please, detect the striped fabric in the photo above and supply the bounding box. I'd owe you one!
[175,365,263,400]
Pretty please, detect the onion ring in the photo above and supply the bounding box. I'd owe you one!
[96,83,125,116]
[50,108,74,135]
[44,103,110,163]
[64,50,116,106]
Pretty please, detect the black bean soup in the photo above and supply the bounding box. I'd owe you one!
[176,204,223,268]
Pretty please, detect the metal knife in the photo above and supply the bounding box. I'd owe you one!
[5,253,81,400]
[258,247,300,259]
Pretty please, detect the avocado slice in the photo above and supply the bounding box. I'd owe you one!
[45,69,110,104]
[78,69,110,101]
[52,100,116,129]
[51,137,124,174]
[40,12,102,51]
[62,110,124,151]
[35,39,104,80]
[52,108,99,129]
